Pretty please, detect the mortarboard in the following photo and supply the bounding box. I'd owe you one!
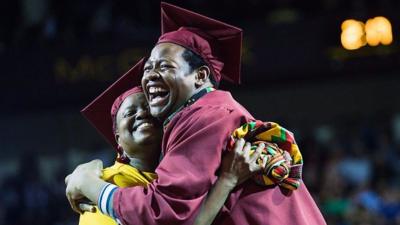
[157,2,243,84]
[81,58,146,150]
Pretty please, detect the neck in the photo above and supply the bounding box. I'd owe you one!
[127,156,157,172]
[163,86,215,127]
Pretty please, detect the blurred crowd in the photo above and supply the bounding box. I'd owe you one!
[2,0,397,51]
[0,155,72,225]
[0,113,399,225]
[303,114,400,225]
[1,0,399,225]
[0,0,162,50]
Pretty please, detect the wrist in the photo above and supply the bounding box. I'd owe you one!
[218,173,239,190]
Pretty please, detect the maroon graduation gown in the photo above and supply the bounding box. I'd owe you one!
[113,90,326,225]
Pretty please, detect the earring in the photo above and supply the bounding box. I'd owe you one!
[117,145,123,154]
[116,145,130,164]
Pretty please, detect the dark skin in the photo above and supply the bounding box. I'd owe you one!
[66,43,263,225]
[114,92,162,172]
[142,43,212,120]
[66,92,163,213]
[66,91,262,221]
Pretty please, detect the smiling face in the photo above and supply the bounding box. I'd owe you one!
[115,92,162,157]
[141,43,200,120]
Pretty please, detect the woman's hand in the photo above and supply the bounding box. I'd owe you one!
[219,138,265,189]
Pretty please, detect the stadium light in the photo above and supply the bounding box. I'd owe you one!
[341,19,366,50]
[341,16,393,50]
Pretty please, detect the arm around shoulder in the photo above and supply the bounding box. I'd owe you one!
[113,105,250,225]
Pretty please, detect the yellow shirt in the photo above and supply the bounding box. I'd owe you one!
[79,161,157,225]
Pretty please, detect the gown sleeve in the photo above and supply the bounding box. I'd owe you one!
[112,104,250,225]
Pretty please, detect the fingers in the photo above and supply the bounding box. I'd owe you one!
[248,143,264,173]
[66,186,82,214]
[92,159,103,168]
[90,159,103,169]
[262,154,269,168]
[65,159,104,215]
[92,159,104,177]
[65,174,70,184]
[242,142,252,160]
[65,174,80,214]
[66,193,83,214]
[250,142,265,162]
[79,203,96,213]
[233,138,246,155]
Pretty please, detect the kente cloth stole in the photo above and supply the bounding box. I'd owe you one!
[228,121,303,191]
[163,87,215,129]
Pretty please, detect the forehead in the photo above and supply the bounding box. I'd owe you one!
[147,43,187,63]
[118,93,147,112]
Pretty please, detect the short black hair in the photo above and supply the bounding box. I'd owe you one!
[181,49,219,87]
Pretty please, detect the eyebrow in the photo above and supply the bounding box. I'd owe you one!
[145,58,176,65]
[123,106,136,111]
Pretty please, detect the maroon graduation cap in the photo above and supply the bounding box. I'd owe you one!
[81,58,146,150]
[158,2,243,84]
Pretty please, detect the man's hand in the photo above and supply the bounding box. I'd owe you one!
[193,139,265,225]
[65,159,104,214]
[220,138,265,189]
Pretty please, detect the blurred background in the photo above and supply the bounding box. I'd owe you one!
[0,0,399,224]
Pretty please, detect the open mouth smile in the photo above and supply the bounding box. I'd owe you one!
[147,83,170,107]
[133,120,155,131]
[135,122,154,131]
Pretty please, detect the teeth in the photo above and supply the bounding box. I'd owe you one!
[149,86,167,94]
[137,122,152,129]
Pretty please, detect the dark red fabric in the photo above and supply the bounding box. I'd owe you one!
[158,2,242,84]
[113,90,326,225]
[158,28,224,84]
[81,58,145,150]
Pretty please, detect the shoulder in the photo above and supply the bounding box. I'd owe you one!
[164,90,253,141]
[179,90,252,124]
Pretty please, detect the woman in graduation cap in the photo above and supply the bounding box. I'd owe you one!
[67,2,325,225]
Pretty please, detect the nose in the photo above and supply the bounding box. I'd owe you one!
[143,70,161,82]
[135,107,150,121]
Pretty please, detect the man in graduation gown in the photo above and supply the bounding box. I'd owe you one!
[65,3,326,225]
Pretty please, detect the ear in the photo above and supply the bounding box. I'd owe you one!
[195,66,211,88]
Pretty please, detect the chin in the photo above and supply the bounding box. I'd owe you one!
[136,134,161,146]
[150,106,171,121]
